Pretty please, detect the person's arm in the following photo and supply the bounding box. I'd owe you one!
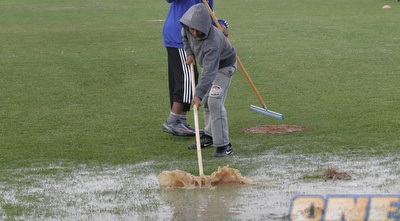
[181,26,194,60]
[194,45,220,100]
[217,19,229,37]
[210,19,229,36]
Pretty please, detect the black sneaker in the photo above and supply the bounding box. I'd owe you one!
[162,121,195,136]
[188,134,213,150]
[212,143,234,157]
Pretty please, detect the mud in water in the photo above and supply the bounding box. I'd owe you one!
[157,166,253,188]
[0,151,399,220]
[321,167,352,181]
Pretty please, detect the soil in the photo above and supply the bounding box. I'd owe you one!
[322,168,352,181]
[243,124,306,134]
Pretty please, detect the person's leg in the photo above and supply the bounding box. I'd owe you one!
[164,47,199,136]
[208,64,236,156]
[202,92,212,136]
[208,72,232,147]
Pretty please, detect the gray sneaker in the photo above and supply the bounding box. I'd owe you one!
[188,134,213,150]
[184,124,205,136]
[212,143,234,157]
[162,121,195,136]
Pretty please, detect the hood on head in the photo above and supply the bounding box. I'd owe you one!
[179,3,211,37]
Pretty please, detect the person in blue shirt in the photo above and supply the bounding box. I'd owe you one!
[162,0,228,137]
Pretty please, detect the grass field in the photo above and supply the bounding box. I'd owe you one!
[1,0,399,220]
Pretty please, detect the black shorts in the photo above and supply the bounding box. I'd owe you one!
[166,47,199,112]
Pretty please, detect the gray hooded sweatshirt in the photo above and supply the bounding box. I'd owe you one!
[179,3,236,99]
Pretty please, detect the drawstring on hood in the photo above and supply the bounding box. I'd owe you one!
[179,3,211,39]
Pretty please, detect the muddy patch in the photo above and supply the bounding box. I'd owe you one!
[321,167,352,181]
[244,124,306,134]
[303,167,352,181]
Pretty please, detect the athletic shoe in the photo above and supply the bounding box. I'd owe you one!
[184,124,205,135]
[162,121,195,136]
[212,143,234,157]
[188,134,213,150]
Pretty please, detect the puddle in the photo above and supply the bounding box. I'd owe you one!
[0,162,170,220]
[231,151,400,220]
[0,151,399,220]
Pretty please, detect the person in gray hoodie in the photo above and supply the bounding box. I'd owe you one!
[180,3,237,157]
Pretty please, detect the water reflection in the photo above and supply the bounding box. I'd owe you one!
[160,185,247,220]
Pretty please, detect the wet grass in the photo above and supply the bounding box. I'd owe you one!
[1,0,399,170]
[1,0,400,219]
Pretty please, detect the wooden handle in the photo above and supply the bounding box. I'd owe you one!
[190,64,204,176]
[201,0,267,109]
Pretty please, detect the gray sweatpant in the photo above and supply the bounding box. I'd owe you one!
[202,62,237,147]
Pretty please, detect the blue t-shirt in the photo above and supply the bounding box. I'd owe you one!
[163,0,214,48]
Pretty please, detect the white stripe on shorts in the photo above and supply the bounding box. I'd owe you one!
[178,48,192,103]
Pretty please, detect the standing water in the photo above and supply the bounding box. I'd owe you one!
[0,151,399,220]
